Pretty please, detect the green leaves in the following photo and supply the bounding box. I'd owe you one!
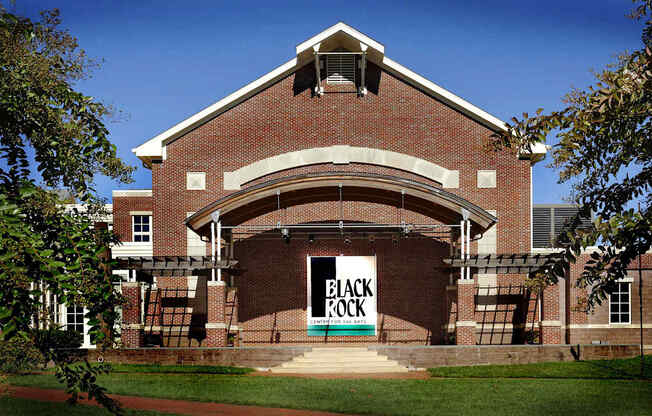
[1,7,134,200]
[489,0,652,310]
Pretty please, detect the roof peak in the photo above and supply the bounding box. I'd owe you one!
[133,23,516,167]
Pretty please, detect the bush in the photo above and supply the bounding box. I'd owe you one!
[33,328,84,364]
[0,337,45,374]
[33,328,83,350]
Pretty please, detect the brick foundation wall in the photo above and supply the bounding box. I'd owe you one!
[88,347,311,368]
[84,344,639,369]
[370,344,641,368]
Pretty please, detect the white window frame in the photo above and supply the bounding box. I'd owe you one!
[609,280,632,325]
[132,214,152,242]
[62,304,94,348]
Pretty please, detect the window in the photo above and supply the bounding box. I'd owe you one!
[66,305,85,333]
[133,215,151,242]
[326,54,355,84]
[609,282,631,324]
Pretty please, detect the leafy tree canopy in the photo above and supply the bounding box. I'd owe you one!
[0,5,133,413]
[492,0,652,310]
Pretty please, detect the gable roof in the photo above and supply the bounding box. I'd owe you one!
[133,22,524,167]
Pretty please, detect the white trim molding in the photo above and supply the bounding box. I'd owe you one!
[129,211,153,216]
[455,321,476,327]
[566,324,652,329]
[223,145,459,190]
[205,323,228,329]
[113,190,152,197]
[540,320,562,327]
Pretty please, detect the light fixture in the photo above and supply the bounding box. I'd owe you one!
[343,234,352,245]
[281,228,291,244]
[308,234,315,244]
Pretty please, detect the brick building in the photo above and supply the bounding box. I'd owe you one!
[102,23,651,349]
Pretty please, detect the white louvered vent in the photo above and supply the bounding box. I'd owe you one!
[327,54,356,85]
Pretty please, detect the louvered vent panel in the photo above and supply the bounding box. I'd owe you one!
[533,207,552,248]
[533,205,592,249]
[327,55,356,84]
[554,207,579,234]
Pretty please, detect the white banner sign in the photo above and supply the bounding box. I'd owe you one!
[307,256,377,336]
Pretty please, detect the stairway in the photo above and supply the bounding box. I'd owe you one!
[271,347,409,373]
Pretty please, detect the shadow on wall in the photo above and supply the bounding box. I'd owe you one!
[231,224,451,345]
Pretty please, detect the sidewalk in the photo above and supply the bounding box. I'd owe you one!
[9,386,355,416]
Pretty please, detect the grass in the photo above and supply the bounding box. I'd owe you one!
[7,358,652,416]
[0,396,180,416]
[428,355,652,379]
[109,363,254,375]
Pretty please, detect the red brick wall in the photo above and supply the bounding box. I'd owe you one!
[567,252,652,345]
[134,61,537,346]
[152,62,531,257]
[112,196,153,242]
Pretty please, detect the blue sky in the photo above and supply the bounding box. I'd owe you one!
[9,0,646,203]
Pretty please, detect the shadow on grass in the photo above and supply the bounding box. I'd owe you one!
[579,355,652,380]
[428,355,652,380]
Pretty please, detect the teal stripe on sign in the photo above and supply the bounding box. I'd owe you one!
[308,330,375,336]
[307,324,375,336]
[308,325,375,330]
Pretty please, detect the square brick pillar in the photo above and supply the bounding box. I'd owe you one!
[121,282,143,348]
[205,280,227,347]
[540,283,562,344]
[456,279,476,345]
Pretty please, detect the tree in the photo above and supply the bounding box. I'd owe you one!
[0,5,133,413]
[491,0,651,310]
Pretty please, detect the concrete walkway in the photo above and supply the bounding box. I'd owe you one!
[9,386,356,416]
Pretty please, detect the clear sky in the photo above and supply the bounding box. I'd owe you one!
[8,0,646,203]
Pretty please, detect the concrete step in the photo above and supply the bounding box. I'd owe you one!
[272,366,409,374]
[270,346,409,374]
[302,351,381,359]
[281,360,399,369]
[293,355,388,363]
[310,347,372,353]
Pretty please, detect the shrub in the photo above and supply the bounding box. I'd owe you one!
[0,337,45,374]
[33,328,84,364]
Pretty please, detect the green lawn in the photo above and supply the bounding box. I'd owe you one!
[7,362,652,416]
[429,355,652,379]
[0,396,180,416]
[110,363,254,375]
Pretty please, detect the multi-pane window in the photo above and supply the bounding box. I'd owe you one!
[66,305,85,333]
[133,215,151,242]
[609,282,631,324]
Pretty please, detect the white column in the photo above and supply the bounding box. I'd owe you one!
[466,220,471,280]
[210,210,221,282]
[460,220,465,280]
[217,221,222,282]
[211,222,216,282]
